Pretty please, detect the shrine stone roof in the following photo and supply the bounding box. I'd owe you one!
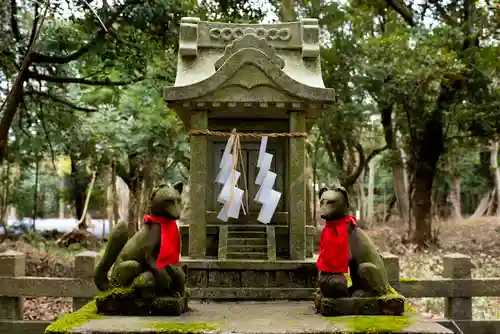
[164,18,335,124]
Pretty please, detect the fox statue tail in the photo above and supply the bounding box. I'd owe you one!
[93,220,129,291]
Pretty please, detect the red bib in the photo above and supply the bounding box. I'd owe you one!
[144,215,180,269]
[317,216,357,273]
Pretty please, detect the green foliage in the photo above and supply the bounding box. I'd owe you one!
[10,162,61,218]
[2,0,500,232]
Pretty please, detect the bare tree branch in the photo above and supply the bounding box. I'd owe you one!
[428,0,457,26]
[26,2,40,53]
[10,0,21,41]
[30,0,141,64]
[26,70,145,86]
[384,0,416,27]
[0,2,49,162]
[25,91,98,112]
[344,142,388,187]
[37,101,57,171]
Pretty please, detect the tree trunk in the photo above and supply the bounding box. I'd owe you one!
[472,150,495,217]
[0,55,31,163]
[409,118,443,247]
[106,160,120,229]
[366,158,377,223]
[137,165,153,229]
[400,145,409,191]
[69,156,88,220]
[127,155,142,237]
[78,170,97,230]
[392,161,409,225]
[32,157,40,231]
[59,175,65,218]
[111,161,119,225]
[0,161,12,224]
[381,104,409,225]
[449,173,462,221]
[357,168,366,221]
[490,140,500,216]
[410,167,434,246]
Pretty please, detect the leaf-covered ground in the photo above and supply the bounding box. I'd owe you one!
[1,216,500,321]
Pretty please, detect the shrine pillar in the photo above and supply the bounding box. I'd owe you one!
[188,110,208,257]
[288,111,307,260]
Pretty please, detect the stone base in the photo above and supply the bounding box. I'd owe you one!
[314,290,405,316]
[95,288,188,316]
[314,293,405,316]
[183,258,318,300]
[45,301,452,334]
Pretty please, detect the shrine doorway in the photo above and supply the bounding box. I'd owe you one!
[207,128,288,225]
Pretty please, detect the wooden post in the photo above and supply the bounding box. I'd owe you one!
[381,252,400,290]
[73,251,99,311]
[443,253,472,321]
[188,110,208,258]
[0,250,24,320]
[288,111,306,260]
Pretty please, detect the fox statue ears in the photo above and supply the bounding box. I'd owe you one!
[318,185,349,209]
[149,181,184,202]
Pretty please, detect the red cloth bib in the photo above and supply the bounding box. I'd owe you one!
[317,216,357,273]
[144,215,180,269]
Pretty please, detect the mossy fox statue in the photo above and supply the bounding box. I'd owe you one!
[317,184,391,298]
[94,182,186,298]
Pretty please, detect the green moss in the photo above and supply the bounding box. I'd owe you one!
[147,322,220,333]
[322,315,415,333]
[379,285,405,301]
[45,300,103,334]
[95,286,135,302]
[400,277,417,283]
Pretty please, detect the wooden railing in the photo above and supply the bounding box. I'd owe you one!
[0,250,499,334]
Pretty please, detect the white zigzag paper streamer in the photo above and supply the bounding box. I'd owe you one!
[254,136,281,224]
[216,132,244,222]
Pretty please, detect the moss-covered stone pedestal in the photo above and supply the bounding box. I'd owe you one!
[95,287,189,316]
[314,291,405,316]
[45,301,452,334]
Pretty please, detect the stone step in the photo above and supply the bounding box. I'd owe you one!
[227,238,267,246]
[227,252,268,260]
[188,287,316,300]
[227,230,267,239]
[227,244,267,253]
[227,224,266,232]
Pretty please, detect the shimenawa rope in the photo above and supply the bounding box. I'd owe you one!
[189,129,307,138]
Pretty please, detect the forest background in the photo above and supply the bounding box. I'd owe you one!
[0,0,500,321]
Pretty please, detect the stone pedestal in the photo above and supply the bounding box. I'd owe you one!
[45,301,452,334]
[314,294,405,317]
[96,292,189,316]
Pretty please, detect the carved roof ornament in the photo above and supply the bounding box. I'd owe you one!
[209,27,292,42]
[165,18,335,124]
[214,33,285,70]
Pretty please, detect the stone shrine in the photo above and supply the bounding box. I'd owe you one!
[164,17,334,263]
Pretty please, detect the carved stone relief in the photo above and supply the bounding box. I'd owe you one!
[209,27,292,41]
